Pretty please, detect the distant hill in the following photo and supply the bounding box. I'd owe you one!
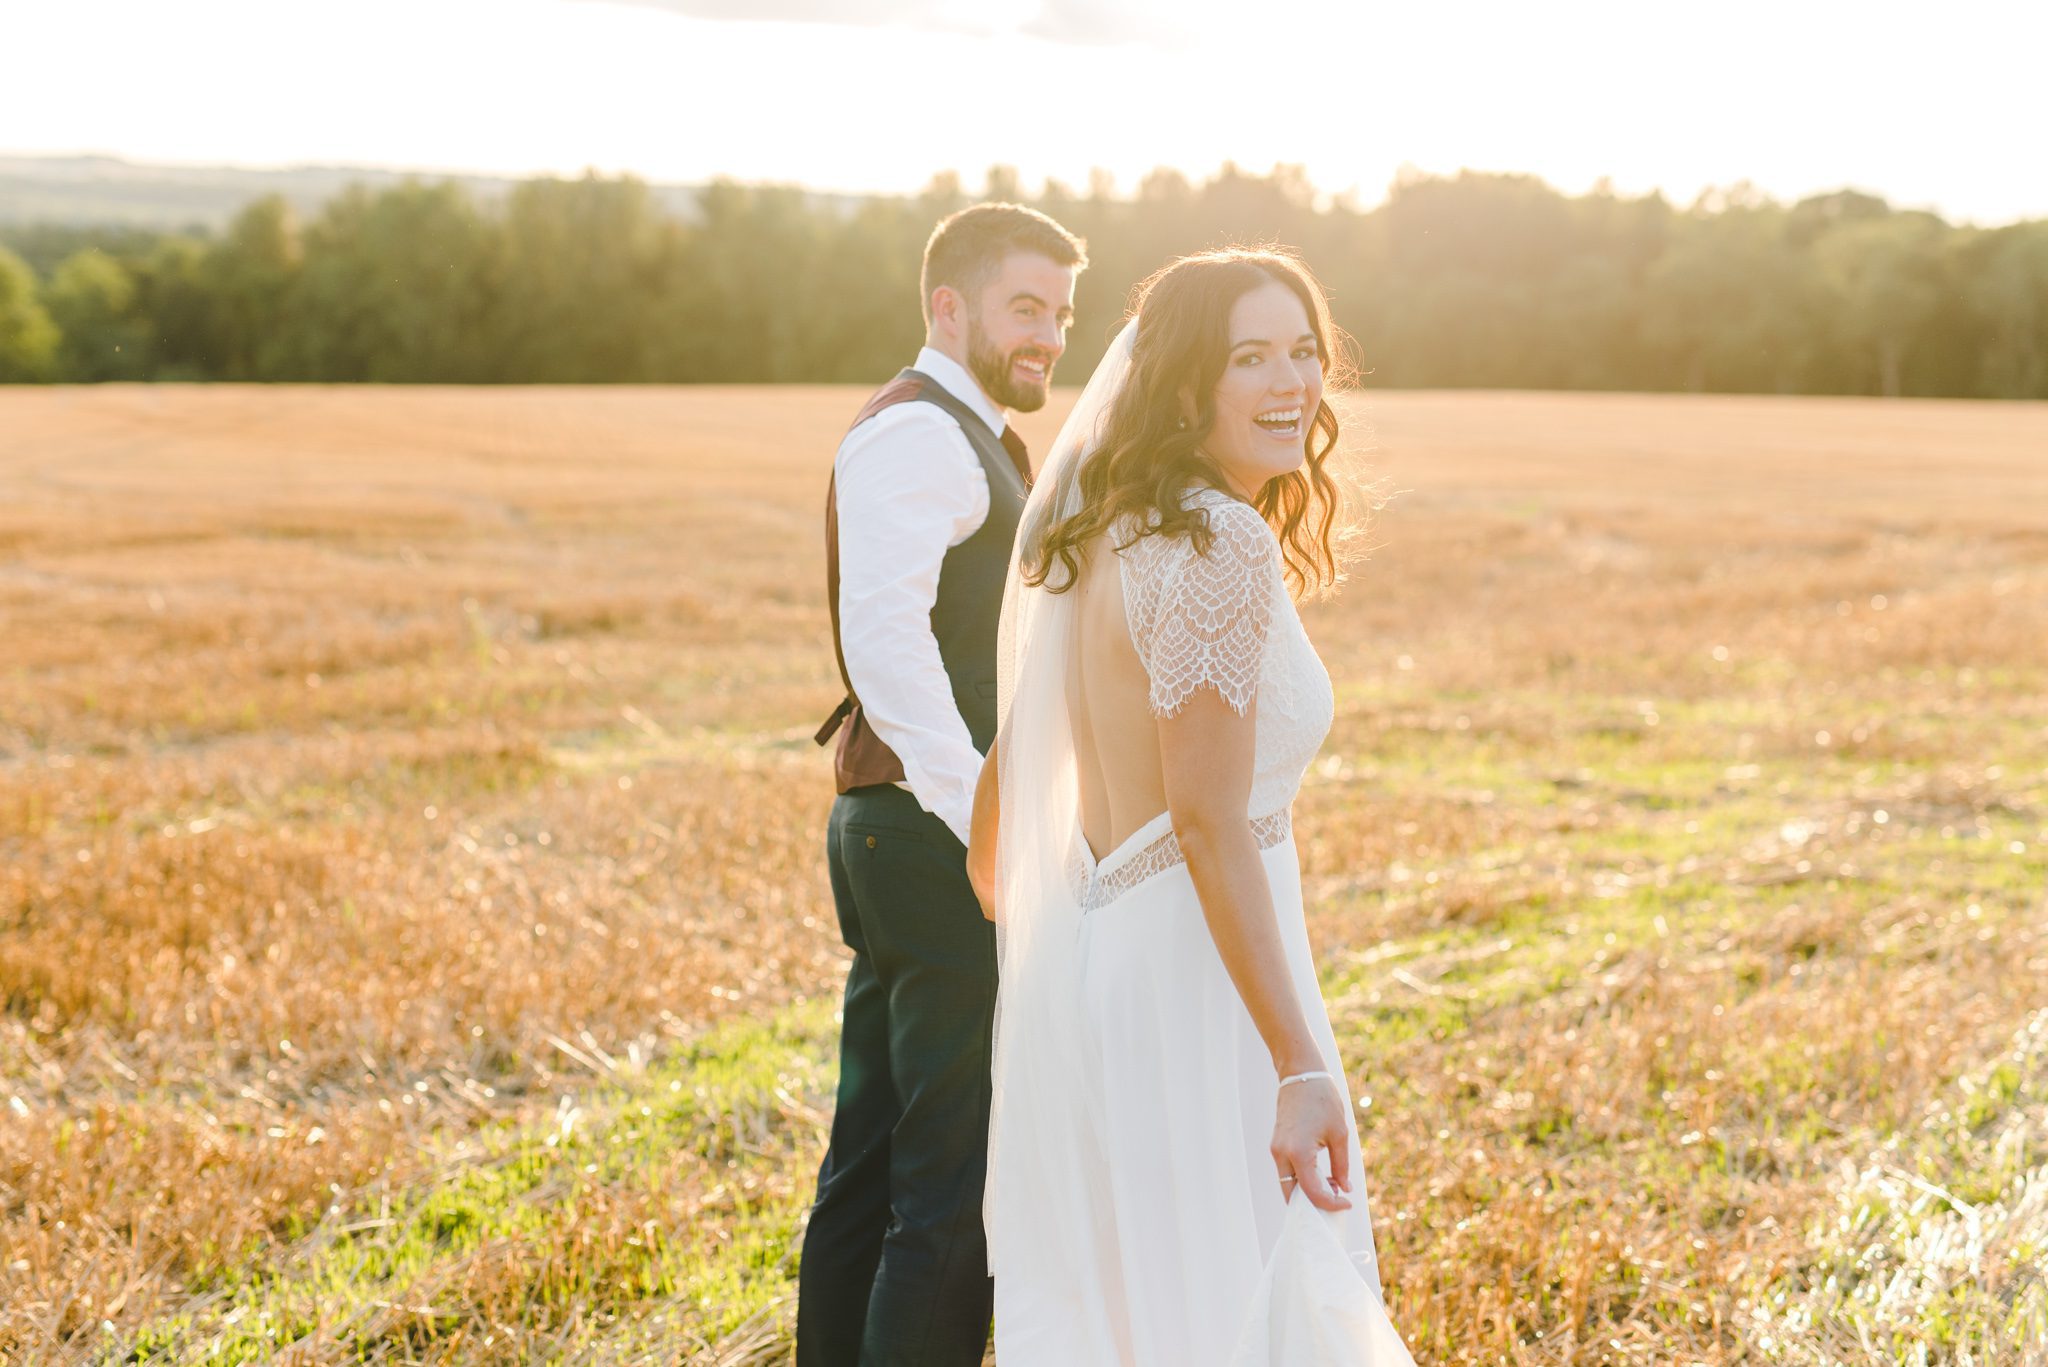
[0,154,711,230]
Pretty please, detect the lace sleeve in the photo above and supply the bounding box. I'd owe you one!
[1122,495,1278,718]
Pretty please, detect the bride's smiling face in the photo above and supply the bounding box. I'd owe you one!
[1201,281,1325,499]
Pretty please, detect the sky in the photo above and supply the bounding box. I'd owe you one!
[5,0,2043,224]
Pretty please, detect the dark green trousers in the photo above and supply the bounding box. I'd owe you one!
[795,784,998,1367]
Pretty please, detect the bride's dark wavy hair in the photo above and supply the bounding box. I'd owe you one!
[1023,246,1360,598]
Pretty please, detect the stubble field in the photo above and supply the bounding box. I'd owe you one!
[2,384,2045,1365]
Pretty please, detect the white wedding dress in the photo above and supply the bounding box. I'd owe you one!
[988,458,1414,1365]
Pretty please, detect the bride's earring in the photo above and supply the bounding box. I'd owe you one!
[1176,416,1188,431]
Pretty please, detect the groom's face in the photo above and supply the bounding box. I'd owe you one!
[964,251,1077,413]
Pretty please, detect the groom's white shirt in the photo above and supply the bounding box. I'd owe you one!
[834,346,1005,847]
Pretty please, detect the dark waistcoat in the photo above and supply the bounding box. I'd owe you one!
[816,368,1029,794]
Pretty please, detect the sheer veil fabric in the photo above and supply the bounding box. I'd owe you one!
[985,320,1130,1294]
[986,321,1415,1364]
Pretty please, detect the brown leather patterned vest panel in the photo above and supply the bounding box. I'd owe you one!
[820,376,926,790]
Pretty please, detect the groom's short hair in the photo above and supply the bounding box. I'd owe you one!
[921,203,1087,325]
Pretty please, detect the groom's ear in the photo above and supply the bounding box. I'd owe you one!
[929,283,963,336]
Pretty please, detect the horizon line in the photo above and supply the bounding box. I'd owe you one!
[0,146,2022,229]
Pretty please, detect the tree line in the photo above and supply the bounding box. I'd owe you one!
[1,164,2044,398]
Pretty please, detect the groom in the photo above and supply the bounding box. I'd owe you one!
[800,203,1085,1366]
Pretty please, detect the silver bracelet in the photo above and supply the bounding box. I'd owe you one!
[1278,1070,1333,1089]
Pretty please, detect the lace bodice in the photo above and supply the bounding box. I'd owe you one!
[1116,486,1335,827]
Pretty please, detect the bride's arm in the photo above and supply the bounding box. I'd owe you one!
[966,739,999,920]
[1161,700,1352,1212]
[1128,497,1353,1208]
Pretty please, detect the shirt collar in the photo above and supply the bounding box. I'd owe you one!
[914,346,1007,439]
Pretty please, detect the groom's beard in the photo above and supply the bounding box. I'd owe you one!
[967,318,1053,413]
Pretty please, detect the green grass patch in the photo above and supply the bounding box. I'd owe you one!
[118,1001,840,1364]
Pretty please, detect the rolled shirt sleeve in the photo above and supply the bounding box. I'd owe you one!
[833,403,991,846]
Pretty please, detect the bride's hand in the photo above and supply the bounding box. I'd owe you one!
[967,742,1000,921]
[967,848,997,922]
[1271,1075,1352,1212]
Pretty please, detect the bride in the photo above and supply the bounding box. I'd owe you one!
[966,248,1415,1365]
